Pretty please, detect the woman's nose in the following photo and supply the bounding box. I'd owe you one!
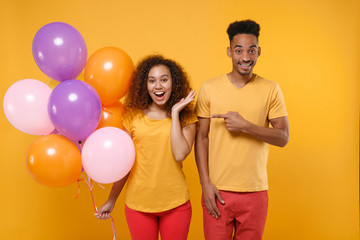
[155,80,162,89]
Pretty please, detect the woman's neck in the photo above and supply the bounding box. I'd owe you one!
[144,103,169,119]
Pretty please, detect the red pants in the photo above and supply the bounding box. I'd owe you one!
[202,190,268,240]
[125,201,191,240]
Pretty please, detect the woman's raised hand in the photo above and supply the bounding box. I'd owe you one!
[172,90,196,116]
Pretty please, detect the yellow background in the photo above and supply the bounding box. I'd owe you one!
[1,0,359,239]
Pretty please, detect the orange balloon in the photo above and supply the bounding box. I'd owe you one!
[97,102,125,129]
[84,47,134,105]
[26,134,82,188]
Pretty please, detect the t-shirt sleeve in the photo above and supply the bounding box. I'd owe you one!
[122,112,132,132]
[195,83,211,118]
[268,83,288,119]
[184,113,198,126]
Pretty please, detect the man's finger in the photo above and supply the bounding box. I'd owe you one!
[205,201,214,215]
[211,201,220,218]
[216,191,225,205]
[211,114,228,119]
[205,199,218,218]
[208,197,220,218]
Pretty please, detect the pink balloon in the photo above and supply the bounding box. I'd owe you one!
[3,79,55,135]
[82,127,135,184]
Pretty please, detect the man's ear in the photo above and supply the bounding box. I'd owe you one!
[227,47,231,57]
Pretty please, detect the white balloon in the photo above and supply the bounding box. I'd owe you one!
[3,79,55,135]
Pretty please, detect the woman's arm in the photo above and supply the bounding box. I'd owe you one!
[95,173,129,220]
[170,90,197,161]
[95,128,133,220]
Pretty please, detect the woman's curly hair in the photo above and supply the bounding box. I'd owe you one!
[124,55,195,126]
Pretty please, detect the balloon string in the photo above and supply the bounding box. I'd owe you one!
[81,173,117,239]
[75,178,84,199]
[81,173,90,186]
[78,141,83,154]
[110,216,117,240]
[102,106,114,115]
[89,179,98,212]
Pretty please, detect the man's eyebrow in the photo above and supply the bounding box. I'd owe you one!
[234,44,257,48]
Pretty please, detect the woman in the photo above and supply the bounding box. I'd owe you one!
[95,55,197,240]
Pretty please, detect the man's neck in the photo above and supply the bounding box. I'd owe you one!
[227,71,254,89]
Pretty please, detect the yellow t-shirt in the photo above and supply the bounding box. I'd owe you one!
[123,111,197,212]
[196,74,288,192]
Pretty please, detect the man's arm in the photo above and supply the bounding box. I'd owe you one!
[195,117,224,219]
[211,112,289,147]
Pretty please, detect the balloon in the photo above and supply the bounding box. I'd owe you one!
[82,127,135,184]
[48,79,102,141]
[97,102,124,129]
[26,134,82,188]
[3,79,55,135]
[51,129,83,152]
[32,22,87,82]
[46,71,85,89]
[84,47,134,105]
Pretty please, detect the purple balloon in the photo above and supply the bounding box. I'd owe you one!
[48,80,102,141]
[32,22,87,82]
[51,129,83,152]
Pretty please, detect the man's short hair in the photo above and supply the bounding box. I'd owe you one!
[227,19,260,42]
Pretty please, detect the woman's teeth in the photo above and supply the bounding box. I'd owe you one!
[155,92,165,97]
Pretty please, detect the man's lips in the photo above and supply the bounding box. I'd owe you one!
[238,62,253,70]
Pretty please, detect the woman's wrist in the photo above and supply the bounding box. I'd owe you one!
[171,109,180,118]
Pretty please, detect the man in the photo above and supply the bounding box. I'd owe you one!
[195,19,289,240]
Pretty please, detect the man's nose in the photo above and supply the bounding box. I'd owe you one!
[241,52,250,62]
